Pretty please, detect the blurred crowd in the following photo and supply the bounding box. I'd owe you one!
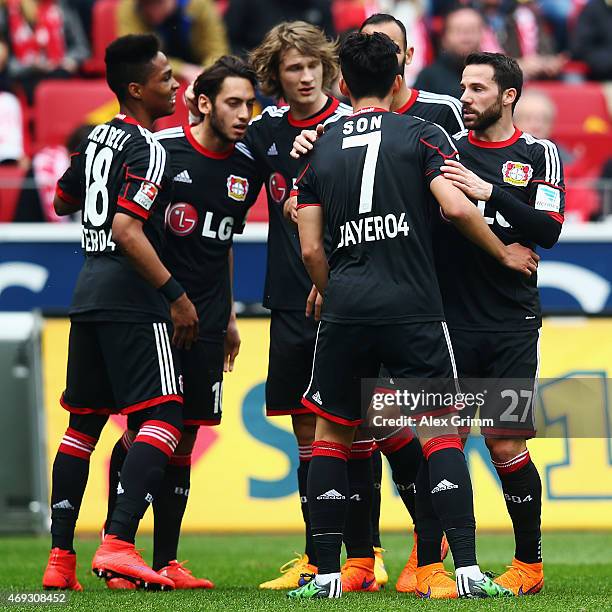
[0,0,610,222]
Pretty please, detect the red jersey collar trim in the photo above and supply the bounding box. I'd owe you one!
[394,88,419,115]
[468,126,522,148]
[287,97,340,127]
[349,106,389,117]
[114,114,141,127]
[184,124,235,159]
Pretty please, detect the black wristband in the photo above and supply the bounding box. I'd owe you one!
[159,277,185,302]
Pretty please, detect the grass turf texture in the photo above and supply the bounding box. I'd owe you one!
[2,532,610,611]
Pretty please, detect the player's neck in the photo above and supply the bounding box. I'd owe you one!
[118,103,154,131]
[191,121,233,154]
[472,116,516,143]
[352,96,392,114]
[287,91,329,121]
[390,84,412,112]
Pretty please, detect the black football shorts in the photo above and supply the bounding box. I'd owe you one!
[177,338,224,426]
[266,309,319,416]
[450,328,540,438]
[61,321,182,415]
[302,320,456,426]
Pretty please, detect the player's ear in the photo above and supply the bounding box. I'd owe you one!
[128,81,143,101]
[198,93,212,116]
[339,77,349,98]
[391,74,402,96]
[405,46,415,67]
[503,87,517,109]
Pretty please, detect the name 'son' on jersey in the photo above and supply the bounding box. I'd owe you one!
[165,201,237,241]
[342,112,383,136]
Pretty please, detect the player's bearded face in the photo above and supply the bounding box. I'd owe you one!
[462,91,503,130]
[206,77,256,144]
[278,48,324,107]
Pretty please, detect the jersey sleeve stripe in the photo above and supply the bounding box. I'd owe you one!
[296,202,321,209]
[547,211,564,224]
[420,137,458,159]
[235,141,255,160]
[415,93,464,129]
[117,196,150,220]
[56,185,80,205]
[532,179,566,192]
[153,143,167,184]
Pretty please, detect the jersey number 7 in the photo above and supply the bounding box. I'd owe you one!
[342,131,381,214]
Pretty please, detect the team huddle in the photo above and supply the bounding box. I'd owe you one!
[42,12,565,601]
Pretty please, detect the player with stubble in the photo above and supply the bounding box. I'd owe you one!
[288,32,537,599]
[43,34,198,591]
[103,56,262,591]
[432,52,565,596]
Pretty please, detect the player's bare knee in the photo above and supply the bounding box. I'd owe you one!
[314,418,355,448]
[486,437,527,463]
[292,413,316,446]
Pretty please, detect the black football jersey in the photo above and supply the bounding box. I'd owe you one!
[396,88,464,135]
[434,127,565,331]
[156,126,264,339]
[297,108,459,325]
[57,114,173,322]
[240,96,352,311]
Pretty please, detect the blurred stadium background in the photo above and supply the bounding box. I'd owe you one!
[0,0,611,574]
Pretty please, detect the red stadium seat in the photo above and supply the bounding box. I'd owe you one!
[33,80,116,149]
[0,165,27,222]
[525,81,612,138]
[82,0,119,76]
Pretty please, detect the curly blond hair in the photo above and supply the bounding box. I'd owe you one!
[249,21,339,100]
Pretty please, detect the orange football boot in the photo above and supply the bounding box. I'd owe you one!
[396,532,450,592]
[341,557,380,592]
[158,560,214,589]
[415,562,458,599]
[92,535,174,591]
[494,558,544,595]
[43,548,83,591]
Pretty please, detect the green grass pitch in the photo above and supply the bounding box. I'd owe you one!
[2,532,611,611]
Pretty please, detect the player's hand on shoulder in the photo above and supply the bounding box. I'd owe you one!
[184,83,201,126]
[305,284,323,321]
[290,124,324,159]
[170,293,199,350]
[441,159,493,202]
[224,315,241,372]
[501,243,540,277]
[283,195,298,224]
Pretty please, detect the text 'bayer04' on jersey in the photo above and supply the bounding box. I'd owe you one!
[434,127,565,332]
[296,107,460,325]
[155,125,264,339]
[56,114,172,323]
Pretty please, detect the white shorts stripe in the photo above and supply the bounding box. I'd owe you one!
[441,322,459,390]
[160,323,177,394]
[153,323,170,396]
[304,322,322,399]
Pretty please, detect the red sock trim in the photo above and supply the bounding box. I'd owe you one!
[422,435,463,460]
[349,438,375,460]
[312,440,350,461]
[492,450,531,475]
[377,428,416,456]
[58,428,98,460]
[134,420,182,457]
[169,453,192,467]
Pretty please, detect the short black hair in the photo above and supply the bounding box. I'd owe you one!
[360,13,407,52]
[340,32,399,101]
[193,55,258,103]
[465,52,523,109]
[105,34,161,102]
